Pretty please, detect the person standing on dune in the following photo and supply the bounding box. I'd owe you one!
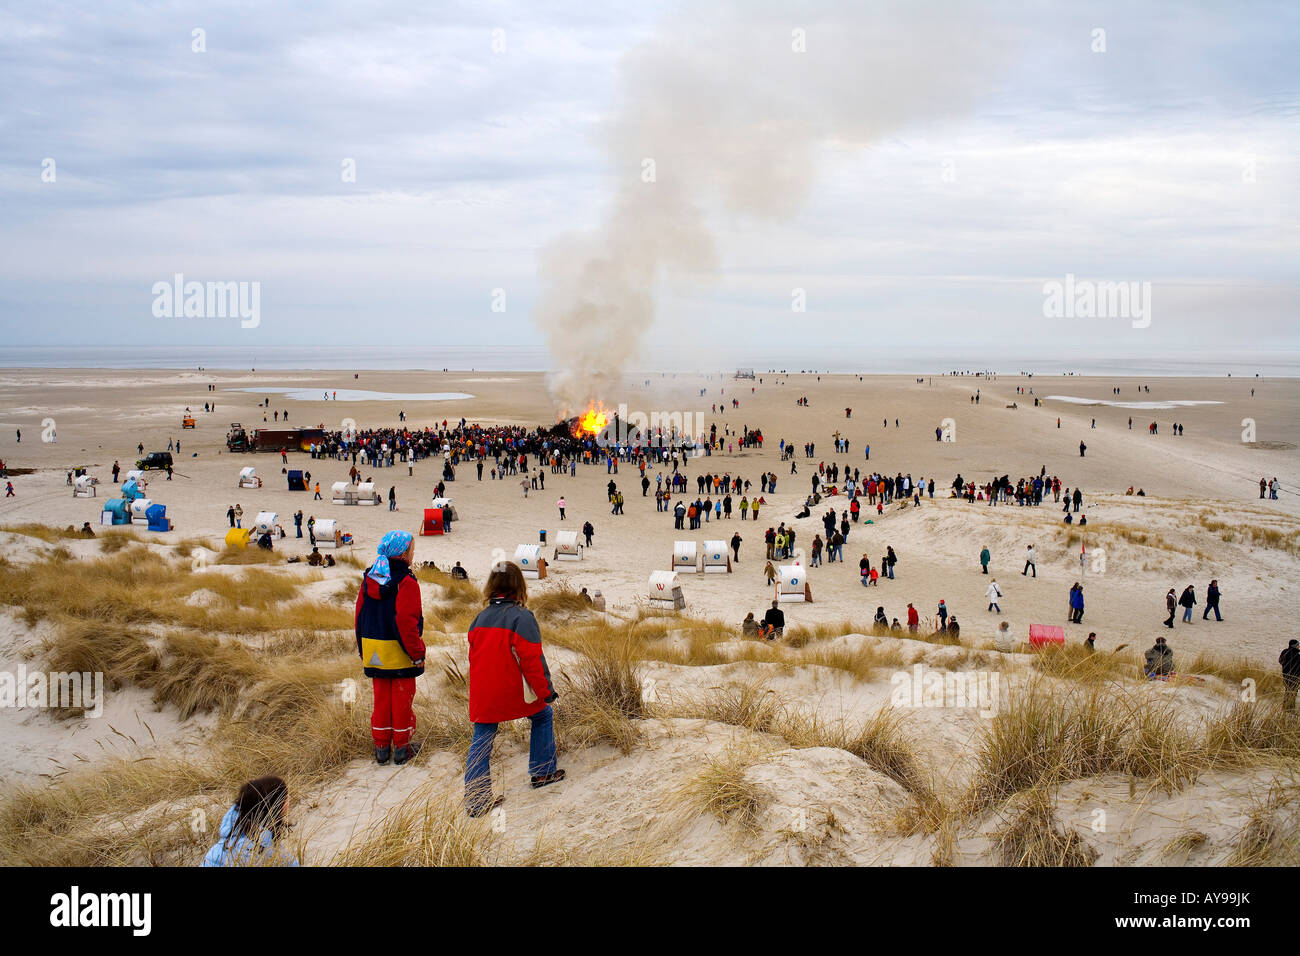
[465,561,563,817]
[1281,640,1300,713]
[356,531,426,767]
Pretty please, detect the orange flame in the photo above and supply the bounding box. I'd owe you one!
[575,402,610,437]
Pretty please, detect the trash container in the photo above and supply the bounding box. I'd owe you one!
[539,529,547,545]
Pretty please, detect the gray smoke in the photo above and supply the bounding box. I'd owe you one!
[537,0,1002,412]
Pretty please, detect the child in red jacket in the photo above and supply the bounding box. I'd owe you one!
[464,562,563,816]
[355,530,426,765]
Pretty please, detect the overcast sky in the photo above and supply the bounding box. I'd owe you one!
[1,0,1296,368]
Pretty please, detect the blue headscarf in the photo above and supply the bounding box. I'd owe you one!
[370,529,413,586]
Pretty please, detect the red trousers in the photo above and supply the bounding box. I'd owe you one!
[371,676,416,749]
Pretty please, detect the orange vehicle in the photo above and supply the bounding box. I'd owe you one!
[182,416,197,429]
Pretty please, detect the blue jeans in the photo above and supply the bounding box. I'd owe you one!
[887,564,894,579]
[464,705,557,812]
[1183,607,1193,622]
[1203,603,1221,621]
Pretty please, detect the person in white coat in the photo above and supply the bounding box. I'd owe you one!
[987,578,1003,612]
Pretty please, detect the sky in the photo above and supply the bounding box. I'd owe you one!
[0,0,1297,371]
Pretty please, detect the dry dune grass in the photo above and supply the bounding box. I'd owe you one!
[966,682,1300,821]
[330,784,497,866]
[1225,780,1300,866]
[965,683,1198,812]
[555,627,646,755]
[991,787,1099,867]
[663,678,945,833]
[672,746,769,834]
[2,523,89,543]
[529,582,598,625]
[214,546,282,565]
[0,546,348,633]
[1197,514,1300,558]
[1031,643,1141,684]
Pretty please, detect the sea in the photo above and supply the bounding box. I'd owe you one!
[1,346,1297,377]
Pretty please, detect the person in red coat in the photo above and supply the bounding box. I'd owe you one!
[464,561,563,816]
[355,530,426,766]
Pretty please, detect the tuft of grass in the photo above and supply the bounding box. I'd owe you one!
[1202,703,1300,767]
[330,784,496,867]
[1032,643,1140,684]
[991,788,1099,867]
[1,523,84,543]
[530,582,596,625]
[687,680,788,735]
[1225,781,1300,866]
[673,748,767,833]
[556,629,645,755]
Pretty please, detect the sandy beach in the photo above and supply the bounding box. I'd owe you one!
[3,366,1296,666]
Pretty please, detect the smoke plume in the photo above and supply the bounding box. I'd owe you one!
[537,0,1002,411]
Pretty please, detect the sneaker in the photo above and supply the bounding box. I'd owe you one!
[467,795,505,819]
[375,746,391,765]
[393,741,422,765]
[531,769,567,789]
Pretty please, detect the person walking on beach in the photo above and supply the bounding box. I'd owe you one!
[313,481,321,500]
[234,504,243,528]
[388,486,397,511]
[557,496,566,521]
[112,460,120,483]
[294,510,303,538]
[906,603,919,633]
[1022,544,1036,578]
[1179,584,1197,623]
[987,578,1003,613]
[980,545,991,574]
[731,531,742,563]
[1203,579,1222,621]
[886,545,897,579]
[227,505,236,528]
[1163,588,1177,628]
[307,515,316,545]
[356,530,426,766]
[464,561,563,817]
[582,520,594,548]
[1281,639,1300,712]
[1068,583,1084,623]
[1079,440,1086,457]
